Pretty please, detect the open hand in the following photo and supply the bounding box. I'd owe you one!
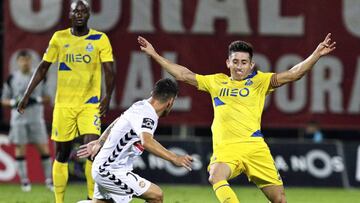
[314,33,336,56]
[77,140,101,160]
[172,155,194,171]
[138,36,157,56]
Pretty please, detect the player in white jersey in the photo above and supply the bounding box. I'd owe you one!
[77,78,193,203]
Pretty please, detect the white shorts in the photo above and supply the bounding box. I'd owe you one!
[93,169,151,203]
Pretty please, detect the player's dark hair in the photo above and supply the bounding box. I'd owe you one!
[17,50,31,59]
[152,78,178,103]
[228,40,253,59]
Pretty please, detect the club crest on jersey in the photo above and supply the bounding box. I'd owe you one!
[86,43,94,52]
[142,118,155,130]
[64,44,70,48]
[139,180,146,188]
[245,79,253,86]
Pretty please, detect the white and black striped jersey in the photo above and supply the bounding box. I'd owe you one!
[93,99,158,172]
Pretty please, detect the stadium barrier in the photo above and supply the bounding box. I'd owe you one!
[0,135,359,187]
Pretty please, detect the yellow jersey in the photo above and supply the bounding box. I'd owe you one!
[196,71,274,149]
[43,28,113,107]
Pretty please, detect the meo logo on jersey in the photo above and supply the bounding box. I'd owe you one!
[142,118,155,130]
[219,87,250,97]
[66,53,92,63]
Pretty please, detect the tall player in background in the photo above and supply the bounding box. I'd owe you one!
[138,34,336,203]
[17,1,115,202]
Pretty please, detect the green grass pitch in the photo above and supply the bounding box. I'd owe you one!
[0,183,359,203]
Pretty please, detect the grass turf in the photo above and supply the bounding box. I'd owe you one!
[0,183,359,203]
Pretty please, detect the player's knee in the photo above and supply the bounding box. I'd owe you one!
[147,189,163,203]
[55,142,73,162]
[36,144,50,155]
[208,175,222,185]
[15,145,26,156]
[154,189,164,202]
[270,192,286,203]
[55,152,69,162]
[55,150,71,162]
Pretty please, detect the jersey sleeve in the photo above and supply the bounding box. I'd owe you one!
[195,74,214,93]
[260,72,275,95]
[127,109,158,136]
[99,34,114,62]
[43,33,59,63]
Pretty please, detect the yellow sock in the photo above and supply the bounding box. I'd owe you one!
[213,180,240,203]
[53,160,68,203]
[85,159,94,199]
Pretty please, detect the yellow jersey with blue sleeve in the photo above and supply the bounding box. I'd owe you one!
[196,71,274,149]
[43,28,113,107]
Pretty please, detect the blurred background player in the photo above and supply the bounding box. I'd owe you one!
[303,120,324,143]
[1,50,53,192]
[138,33,336,203]
[77,78,193,203]
[17,0,115,202]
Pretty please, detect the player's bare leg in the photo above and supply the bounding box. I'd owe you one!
[83,134,100,200]
[139,183,164,203]
[14,144,26,156]
[34,143,53,191]
[261,185,286,203]
[15,144,31,191]
[208,163,240,203]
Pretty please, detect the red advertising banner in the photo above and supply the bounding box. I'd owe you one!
[0,135,55,183]
[3,0,360,128]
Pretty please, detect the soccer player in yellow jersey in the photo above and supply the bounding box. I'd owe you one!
[138,34,336,203]
[17,1,115,202]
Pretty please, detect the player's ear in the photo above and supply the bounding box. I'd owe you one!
[69,10,73,20]
[167,97,173,107]
[250,61,255,70]
[226,58,230,69]
[167,97,175,108]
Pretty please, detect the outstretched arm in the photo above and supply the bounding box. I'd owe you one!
[17,60,52,114]
[138,36,198,87]
[271,33,336,88]
[141,132,193,171]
